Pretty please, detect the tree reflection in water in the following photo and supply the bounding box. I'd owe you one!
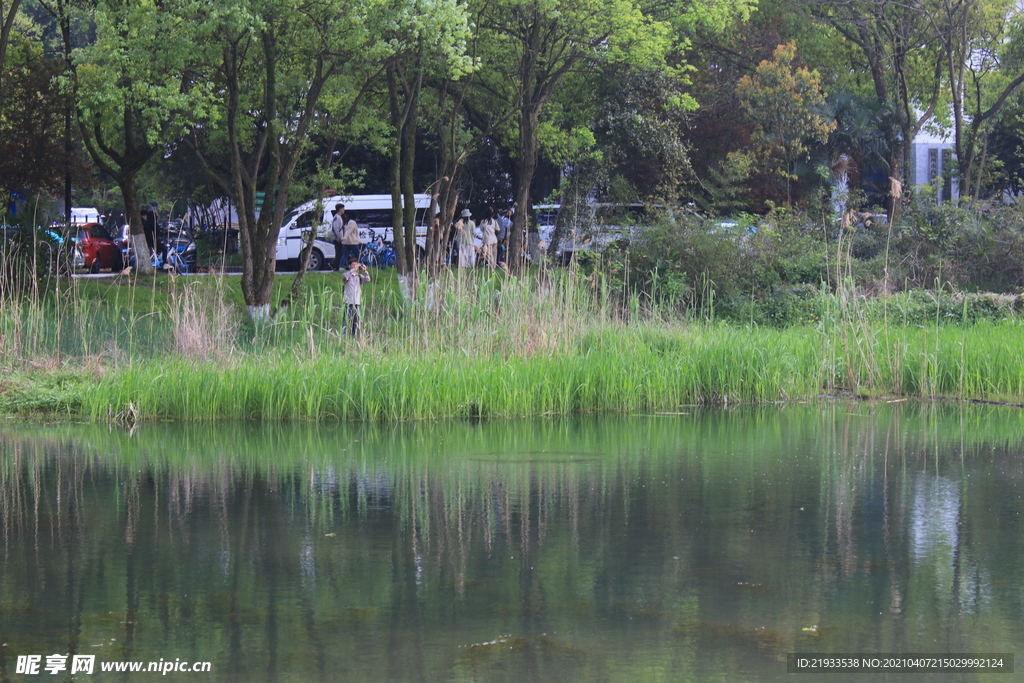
[0,405,1022,683]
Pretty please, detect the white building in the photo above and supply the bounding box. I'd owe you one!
[910,129,959,203]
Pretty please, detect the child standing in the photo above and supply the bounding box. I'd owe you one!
[342,257,370,337]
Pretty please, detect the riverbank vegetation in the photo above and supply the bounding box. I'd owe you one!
[1,240,1023,421]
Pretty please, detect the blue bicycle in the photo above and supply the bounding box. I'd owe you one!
[127,242,195,274]
[361,240,396,268]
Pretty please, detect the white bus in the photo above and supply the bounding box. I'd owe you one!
[275,194,432,270]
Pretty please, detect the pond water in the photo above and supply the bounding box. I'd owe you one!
[0,404,1021,682]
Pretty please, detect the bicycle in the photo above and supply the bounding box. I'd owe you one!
[361,240,396,268]
[126,242,194,274]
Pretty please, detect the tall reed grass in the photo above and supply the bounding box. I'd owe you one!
[2,264,1024,421]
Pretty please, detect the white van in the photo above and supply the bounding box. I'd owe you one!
[275,194,432,270]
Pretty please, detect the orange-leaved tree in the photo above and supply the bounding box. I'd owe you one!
[736,43,836,205]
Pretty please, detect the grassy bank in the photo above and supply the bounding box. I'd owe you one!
[1,268,1023,421]
[72,322,1024,421]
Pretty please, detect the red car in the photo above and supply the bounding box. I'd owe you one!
[76,223,124,273]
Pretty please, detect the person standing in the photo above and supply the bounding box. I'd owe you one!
[455,208,476,268]
[478,207,499,267]
[342,256,371,337]
[341,208,361,268]
[497,206,512,265]
[330,207,345,270]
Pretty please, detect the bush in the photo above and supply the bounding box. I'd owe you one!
[857,290,1021,325]
[617,209,827,320]
[566,201,1024,326]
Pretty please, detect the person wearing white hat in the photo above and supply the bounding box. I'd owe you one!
[455,208,477,268]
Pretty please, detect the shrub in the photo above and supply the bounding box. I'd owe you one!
[620,209,828,320]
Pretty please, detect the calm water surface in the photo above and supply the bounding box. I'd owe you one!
[0,404,1022,682]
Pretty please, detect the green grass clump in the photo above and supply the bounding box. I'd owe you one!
[75,320,1024,421]
[78,325,826,421]
[0,370,88,415]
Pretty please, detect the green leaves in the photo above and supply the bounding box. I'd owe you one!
[73,0,219,158]
[736,43,836,201]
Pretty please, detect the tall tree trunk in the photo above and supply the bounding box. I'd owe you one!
[0,0,22,111]
[508,108,538,273]
[288,145,340,304]
[401,84,419,276]
[424,75,483,278]
[238,29,281,319]
[390,139,407,275]
[120,174,154,274]
[430,175,459,277]
[387,60,424,289]
[58,0,71,226]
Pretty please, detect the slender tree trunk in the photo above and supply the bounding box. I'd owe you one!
[401,96,419,275]
[289,145,340,304]
[387,60,424,289]
[431,176,459,276]
[508,108,538,273]
[972,132,989,200]
[58,0,71,225]
[387,66,409,279]
[425,78,476,277]
[0,0,22,110]
[390,140,407,275]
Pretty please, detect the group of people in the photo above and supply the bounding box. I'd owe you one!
[331,203,369,338]
[330,204,361,271]
[451,205,514,268]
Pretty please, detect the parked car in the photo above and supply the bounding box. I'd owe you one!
[76,223,123,273]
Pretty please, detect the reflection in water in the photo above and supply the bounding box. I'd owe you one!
[910,474,960,602]
[910,475,960,567]
[0,404,1022,682]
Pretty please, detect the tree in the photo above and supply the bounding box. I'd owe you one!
[591,67,694,201]
[0,53,91,202]
[801,0,945,220]
[189,0,470,318]
[468,0,673,271]
[383,0,472,288]
[72,0,215,274]
[0,0,20,109]
[736,43,836,205]
[931,0,1024,200]
[421,73,485,278]
[188,0,374,318]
